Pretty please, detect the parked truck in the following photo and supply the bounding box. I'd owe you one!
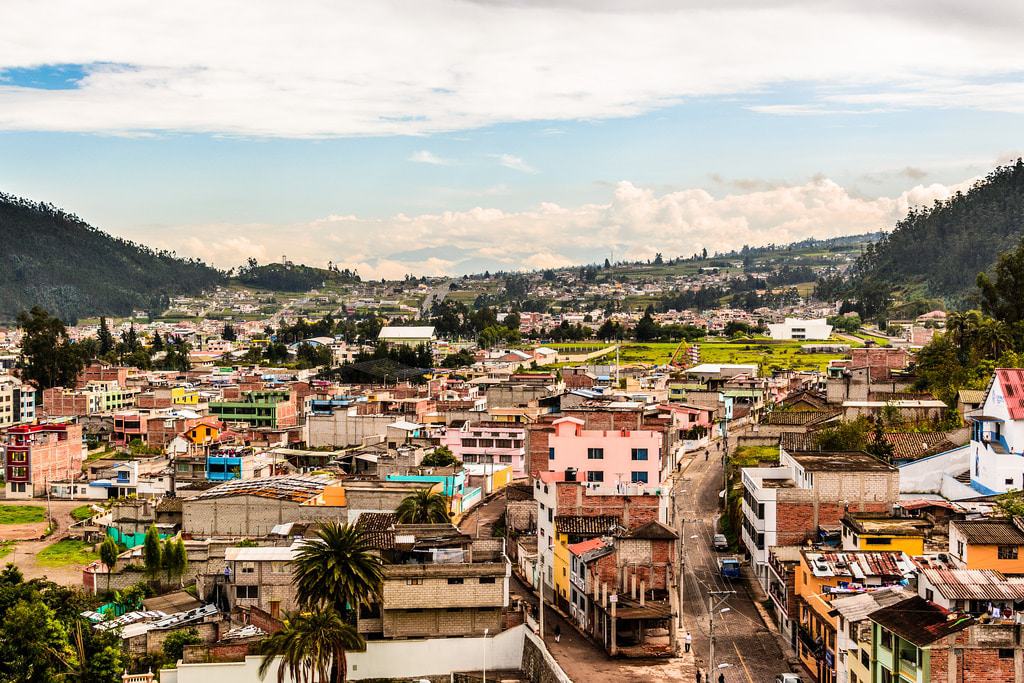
[719,556,741,579]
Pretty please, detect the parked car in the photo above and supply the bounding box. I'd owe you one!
[713,533,729,551]
[775,675,801,683]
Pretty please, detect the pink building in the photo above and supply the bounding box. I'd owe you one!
[546,416,662,489]
[443,421,527,478]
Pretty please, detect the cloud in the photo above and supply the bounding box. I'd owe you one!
[0,1,1022,137]
[408,150,453,165]
[494,154,538,173]
[133,172,978,279]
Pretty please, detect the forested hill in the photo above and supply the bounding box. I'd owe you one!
[839,160,1024,310]
[233,259,360,291]
[0,193,224,322]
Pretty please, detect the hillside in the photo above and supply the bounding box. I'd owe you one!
[839,160,1024,312]
[0,193,223,322]
[233,259,360,291]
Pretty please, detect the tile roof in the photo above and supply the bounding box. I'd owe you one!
[921,568,1024,602]
[882,432,964,461]
[869,596,974,647]
[996,368,1024,420]
[554,515,620,536]
[763,410,840,426]
[355,512,397,532]
[802,550,916,579]
[567,537,609,556]
[957,389,986,405]
[952,519,1024,546]
[619,520,679,541]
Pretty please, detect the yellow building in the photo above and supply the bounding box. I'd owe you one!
[185,420,221,445]
[949,519,1024,573]
[170,386,201,405]
[795,550,916,683]
[551,515,618,612]
[840,513,931,556]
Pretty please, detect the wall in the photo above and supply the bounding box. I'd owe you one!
[898,446,969,494]
[162,626,529,683]
[182,495,304,537]
[521,625,574,683]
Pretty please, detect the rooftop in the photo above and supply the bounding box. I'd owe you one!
[788,450,896,473]
[951,519,1024,546]
[193,474,333,502]
[555,515,620,536]
[801,550,916,579]
[619,520,678,541]
[842,513,932,537]
[921,568,1024,602]
[869,596,974,647]
[762,410,839,426]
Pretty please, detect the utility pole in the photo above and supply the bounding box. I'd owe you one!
[707,590,735,674]
[538,555,545,640]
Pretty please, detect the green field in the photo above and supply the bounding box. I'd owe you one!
[36,539,99,568]
[543,338,850,372]
[0,505,46,525]
[0,542,12,559]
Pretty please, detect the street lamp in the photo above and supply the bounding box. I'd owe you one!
[483,627,490,683]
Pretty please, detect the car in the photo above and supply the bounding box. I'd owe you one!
[713,533,729,551]
[775,674,801,683]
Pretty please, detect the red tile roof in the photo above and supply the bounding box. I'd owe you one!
[997,368,1024,420]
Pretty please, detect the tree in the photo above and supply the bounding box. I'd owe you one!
[162,627,203,666]
[142,524,162,581]
[421,446,458,468]
[395,488,451,524]
[634,311,659,342]
[653,252,664,265]
[290,522,384,615]
[97,317,114,356]
[15,306,85,390]
[257,609,364,683]
[0,599,72,683]
[978,237,1024,324]
[151,330,164,352]
[99,536,119,594]
[222,323,237,341]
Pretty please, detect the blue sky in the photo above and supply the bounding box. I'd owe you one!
[0,1,1022,277]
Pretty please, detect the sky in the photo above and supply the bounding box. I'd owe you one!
[1,1,1023,279]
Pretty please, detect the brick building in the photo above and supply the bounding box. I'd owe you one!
[3,421,83,498]
[181,475,336,537]
[741,448,900,589]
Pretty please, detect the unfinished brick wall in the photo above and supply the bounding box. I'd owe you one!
[776,498,890,546]
[554,482,661,529]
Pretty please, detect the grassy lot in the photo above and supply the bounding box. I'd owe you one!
[70,505,95,522]
[541,338,851,371]
[0,505,46,525]
[36,539,99,568]
[0,542,12,560]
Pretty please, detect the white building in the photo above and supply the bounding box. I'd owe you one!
[767,318,833,341]
[0,375,35,429]
[969,368,1024,495]
[377,325,436,347]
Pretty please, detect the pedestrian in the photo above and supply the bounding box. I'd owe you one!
[695,669,702,683]
[554,624,561,643]
[718,672,725,683]
[705,451,709,462]
[684,631,692,652]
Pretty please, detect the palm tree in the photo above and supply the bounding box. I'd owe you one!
[257,609,364,683]
[395,487,451,524]
[291,522,384,615]
[976,317,1012,360]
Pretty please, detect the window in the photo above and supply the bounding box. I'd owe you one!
[999,545,1019,560]
[548,509,553,523]
[865,537,892,546]
[925,588,934,602]
[240,562,255,574]
[479,577,496,584]
[586,471,604,483]
[548,447,555,460]
[880,628,892,651]
[406,579,423,585]
[957,540,965,557]
[861,649,870,668]
[999,648,1015,659]
[500,455,513,464]
[631,448,648,461]
[757,503,764,520]
[587,447,604,460]
[631,471,649,484]
[447,578,465,585]
[235,585,258,599]
[879,668,892,683]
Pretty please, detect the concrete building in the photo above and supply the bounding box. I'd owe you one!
[3,421,84,498]
[181,475,336,537]
[209,389,297,429]
[768,317,833,341]
[741,448,899,588]
[0,374,35,428]
[443,421,528,478]
[377,325,436,348]
[546,416,663,489]
[969,368,1024,494]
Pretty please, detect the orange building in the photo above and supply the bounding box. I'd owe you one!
[949,519,1024,574]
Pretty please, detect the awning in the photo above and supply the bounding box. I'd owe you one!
[967,414,1004,422]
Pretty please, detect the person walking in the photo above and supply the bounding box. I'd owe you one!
[554,624,561,643]
[705,450,709,461]
[684,631,692,652]
[695,668,702,683]
[718,672,725,683]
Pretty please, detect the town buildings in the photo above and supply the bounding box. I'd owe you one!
[2,421,83,498]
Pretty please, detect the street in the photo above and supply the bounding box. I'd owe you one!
[673,442,792,683]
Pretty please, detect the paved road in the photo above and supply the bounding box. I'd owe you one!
[672,442,791,683]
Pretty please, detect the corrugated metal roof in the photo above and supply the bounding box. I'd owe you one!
[922,568,1024,601]
[997,368,1024,420]
[225,543,300,562]
[952,519,1024,546]
[831,586,914,622]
